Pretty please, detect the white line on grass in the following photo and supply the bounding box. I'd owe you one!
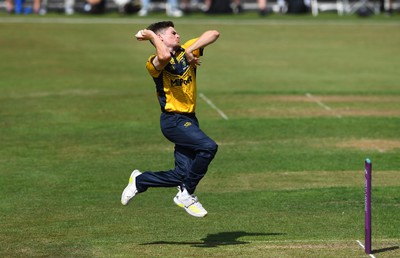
[199,93,228,120]
[306,93,342,118]
[356,240,376,258]
[306,93,332,110]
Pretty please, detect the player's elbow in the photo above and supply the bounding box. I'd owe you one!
[210,30,220,40]
[206,30,220,44]
[158,51,172,62]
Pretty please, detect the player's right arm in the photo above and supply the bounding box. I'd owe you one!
[139,29,171,71]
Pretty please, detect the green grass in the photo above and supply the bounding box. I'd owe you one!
[1,13,400,257]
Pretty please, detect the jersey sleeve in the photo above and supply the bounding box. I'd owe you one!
[146,55,161,78]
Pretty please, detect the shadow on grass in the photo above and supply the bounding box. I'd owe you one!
[372,245,399,254]
[140,231,286,248]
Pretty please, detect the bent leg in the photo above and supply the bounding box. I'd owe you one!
[161,113,218,195]
[135,146,195,192]
[136,113,218,194]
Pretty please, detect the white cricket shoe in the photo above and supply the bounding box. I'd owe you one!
[174,189,207,217]
[121,170,141,205]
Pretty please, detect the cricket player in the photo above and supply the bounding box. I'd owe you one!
[121,21,220,218]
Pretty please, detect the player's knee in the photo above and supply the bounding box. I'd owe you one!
[210,141,218,156]
[199,140,218,159]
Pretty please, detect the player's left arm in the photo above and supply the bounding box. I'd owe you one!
[185,30,220,66]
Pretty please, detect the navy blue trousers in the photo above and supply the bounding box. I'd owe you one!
[135,112,218,195]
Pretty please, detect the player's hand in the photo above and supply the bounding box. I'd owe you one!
[135,29,151,41]
[185,51,201,67]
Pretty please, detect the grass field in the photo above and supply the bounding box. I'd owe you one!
[1,12,400,257]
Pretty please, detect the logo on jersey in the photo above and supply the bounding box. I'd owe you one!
[171,76,192,87]
[184,122,192,128]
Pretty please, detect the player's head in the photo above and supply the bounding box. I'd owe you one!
[147,21,180,48]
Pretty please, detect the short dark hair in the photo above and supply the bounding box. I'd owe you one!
[147,21,175,34]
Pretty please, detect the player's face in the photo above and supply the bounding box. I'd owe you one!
[159,27,180,48]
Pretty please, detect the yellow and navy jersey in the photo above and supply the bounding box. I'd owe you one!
[146,38,203,114]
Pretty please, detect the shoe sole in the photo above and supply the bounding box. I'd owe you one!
[173,196,207,218]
